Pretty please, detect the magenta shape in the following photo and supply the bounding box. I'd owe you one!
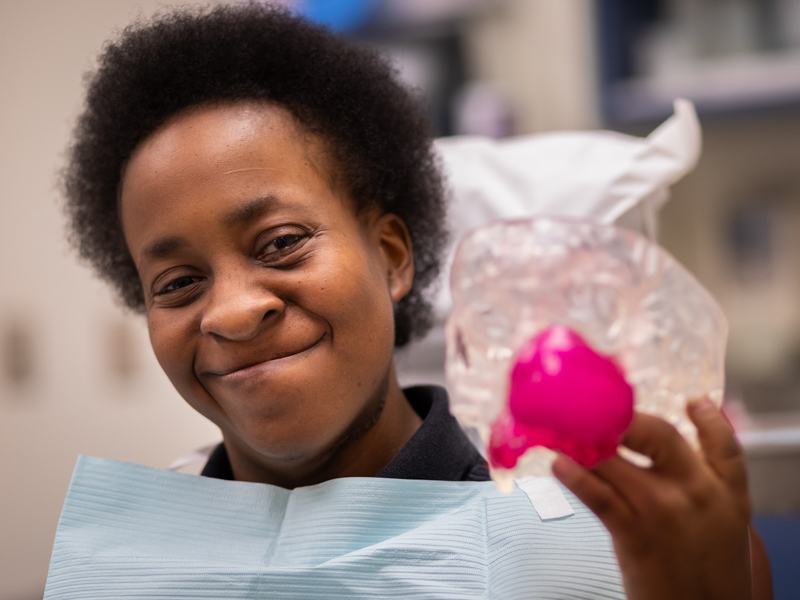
[488,326,634,469]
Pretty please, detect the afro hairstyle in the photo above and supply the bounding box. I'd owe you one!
[64,2,447,347]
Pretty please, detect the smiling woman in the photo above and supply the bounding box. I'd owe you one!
[48,3,770,600]
[120,100,422,488]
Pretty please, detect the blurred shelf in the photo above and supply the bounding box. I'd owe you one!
[740,426,800,457]
[605,51,800,124]
[736,411,800,513]
[597,0,800,126]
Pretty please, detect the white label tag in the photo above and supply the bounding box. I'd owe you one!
[515,476,575,521]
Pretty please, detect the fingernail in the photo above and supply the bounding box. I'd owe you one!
[689,398,715,415]
[552,455,578,481]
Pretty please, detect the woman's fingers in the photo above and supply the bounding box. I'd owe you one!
[553,413,697,528]
[688,398,750,509]
[554,405,757,600]
[619,413,697,478]
[552,454,634,534]
[554,404,751,537]
[591,453,657,509]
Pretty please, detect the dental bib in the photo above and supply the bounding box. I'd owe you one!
[45,456,624,599]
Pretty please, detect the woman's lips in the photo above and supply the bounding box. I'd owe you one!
[202,335,325,382]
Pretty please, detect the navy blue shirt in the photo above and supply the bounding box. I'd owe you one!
[201,385,490,482]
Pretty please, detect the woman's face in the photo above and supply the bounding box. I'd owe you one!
[119,101,416,485]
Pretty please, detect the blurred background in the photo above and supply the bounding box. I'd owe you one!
[2,0,800,598]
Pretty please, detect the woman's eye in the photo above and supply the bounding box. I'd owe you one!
[156,275,200,295]
[262,233,306,256]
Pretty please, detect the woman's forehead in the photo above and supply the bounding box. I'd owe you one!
[127,102,317,174]
[118,101,373,263]
[121,101,348,206]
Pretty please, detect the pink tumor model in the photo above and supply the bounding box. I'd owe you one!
[489,325,634,470]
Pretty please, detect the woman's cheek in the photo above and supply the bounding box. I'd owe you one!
[148,313,197,393]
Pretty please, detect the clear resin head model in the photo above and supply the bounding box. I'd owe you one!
[445,217,727,490]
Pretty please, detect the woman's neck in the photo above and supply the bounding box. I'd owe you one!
[223,369,422,489]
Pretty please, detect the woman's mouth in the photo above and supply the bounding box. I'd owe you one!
[201,334,325,382]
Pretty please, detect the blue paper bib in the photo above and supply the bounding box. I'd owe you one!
[45,456,624,599]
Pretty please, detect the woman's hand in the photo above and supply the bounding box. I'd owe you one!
[552,399,771,600]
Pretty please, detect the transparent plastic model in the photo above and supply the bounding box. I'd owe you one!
[445,217,728,491]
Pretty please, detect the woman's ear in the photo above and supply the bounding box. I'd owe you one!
[373,213,414,303]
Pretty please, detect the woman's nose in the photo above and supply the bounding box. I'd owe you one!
[199,277,284,341]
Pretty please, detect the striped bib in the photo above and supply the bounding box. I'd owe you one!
[45,455,625,599]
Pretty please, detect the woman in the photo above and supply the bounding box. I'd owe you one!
[57,3,770,598]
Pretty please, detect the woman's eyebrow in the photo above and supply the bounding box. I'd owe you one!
[141,236,188,263]
[223,195,284,228]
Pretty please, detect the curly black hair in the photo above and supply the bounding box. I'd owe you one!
[64,2,447,347]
